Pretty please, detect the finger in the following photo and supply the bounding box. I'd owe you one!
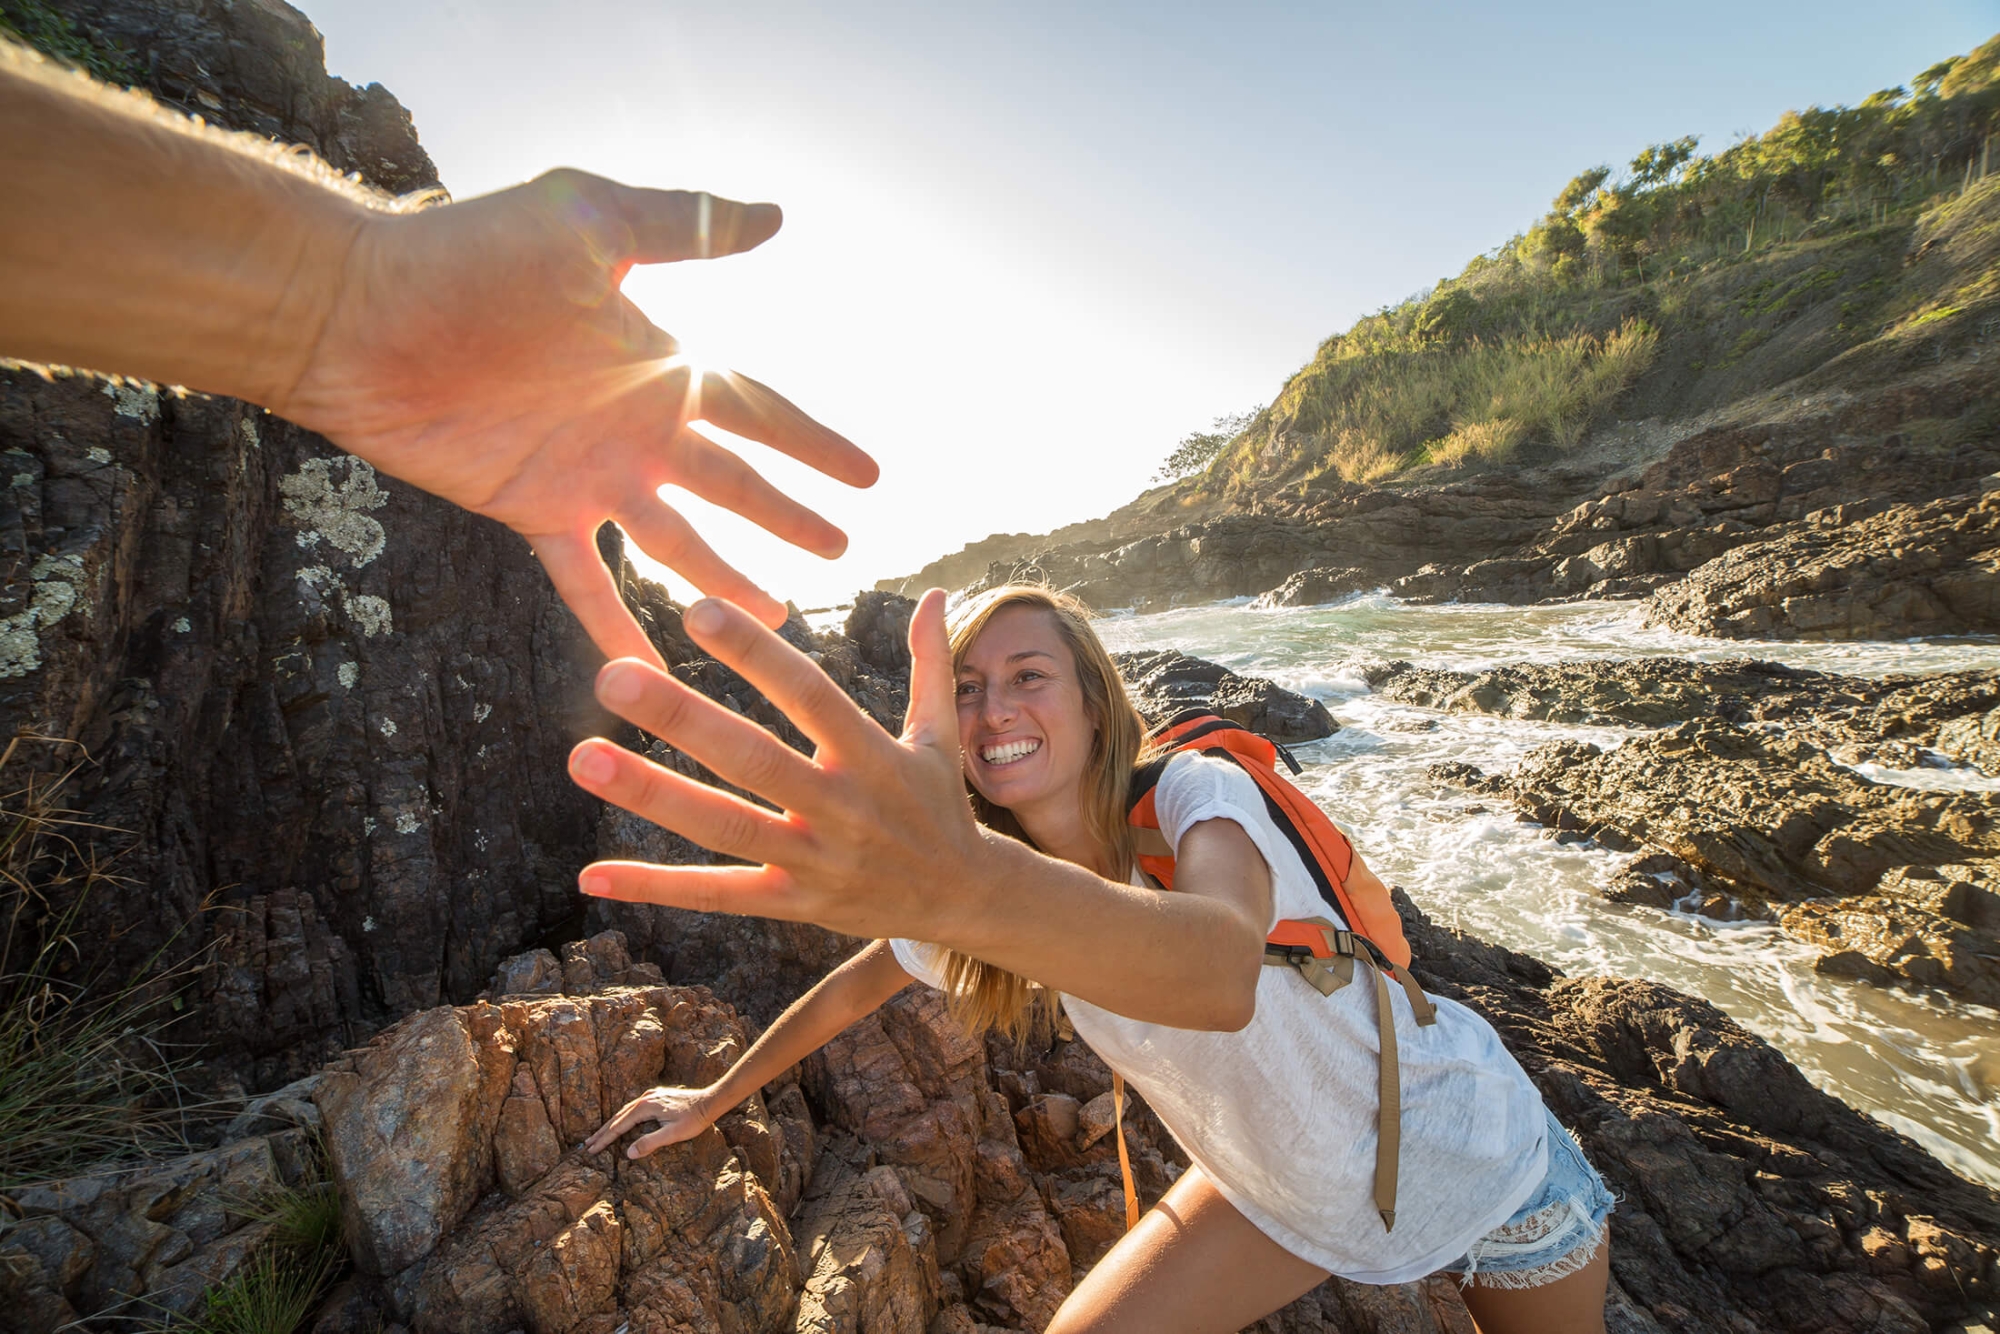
[629,1124,695,1159]
[615,499,788,630]
[680,598,879,755]
[570,738,802,864]
[903,589,957,750]
[585,1095,657,1152]
[615,186,783,262]
[672,429,848,559]
[531,531,668,670]
[594,658,825,813]
[698,369,879,489]
[576,860,805,920]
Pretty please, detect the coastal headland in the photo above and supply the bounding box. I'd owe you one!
[1,3,1996,1332]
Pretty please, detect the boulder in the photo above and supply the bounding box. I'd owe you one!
[1115,649,1338,742]
[314,982,800,1332]
[1251,566,1375,609]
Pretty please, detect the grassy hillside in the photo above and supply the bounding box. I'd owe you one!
[1199,35,2000,496]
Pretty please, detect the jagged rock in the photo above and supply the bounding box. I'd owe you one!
[54,0,441,195]
[1431,718,2000,1004]
[1399,896,2000,1334]
[314,983,800,1331]
[1645,492,2000,640]
[1251,566,1375,609]
[2,1133,316,1330]
[802,984,1072,1328]
[1114,649,1337,742]
[794,1135,942,1334]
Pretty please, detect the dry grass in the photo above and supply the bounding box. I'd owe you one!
[1427,416,1527,468]
[0,735,204,1192]
[1276,318,1658,486]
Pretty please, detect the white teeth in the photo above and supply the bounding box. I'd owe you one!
[981,739,1041,766]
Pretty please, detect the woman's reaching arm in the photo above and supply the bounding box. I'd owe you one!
[567,592,1272,1033]
[586,939,914,1158]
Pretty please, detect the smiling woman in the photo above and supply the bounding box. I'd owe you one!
[570,586,1616,1334]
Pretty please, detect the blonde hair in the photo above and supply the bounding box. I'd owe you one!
[934,585,1152,1043]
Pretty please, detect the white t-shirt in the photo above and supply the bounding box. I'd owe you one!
[891,752,1548,1284]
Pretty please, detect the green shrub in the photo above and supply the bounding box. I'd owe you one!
[0,1,137,84]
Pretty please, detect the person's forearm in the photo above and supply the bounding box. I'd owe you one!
[0,46,367,407]
[705,939,910,1112]
[939,831,1266,1031]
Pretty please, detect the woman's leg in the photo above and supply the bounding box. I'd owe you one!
[1452,1227,1611,1334]
[1045,1166,1331,1334]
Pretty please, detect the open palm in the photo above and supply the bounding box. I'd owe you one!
[275,169,877,664]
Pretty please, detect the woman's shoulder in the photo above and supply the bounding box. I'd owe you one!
[1148,749,1272,838]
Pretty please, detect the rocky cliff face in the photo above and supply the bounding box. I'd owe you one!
[0,0,646,1091]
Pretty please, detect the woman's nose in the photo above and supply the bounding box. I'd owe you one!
[980,687,1016,725]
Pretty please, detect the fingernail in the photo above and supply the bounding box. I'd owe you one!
[572,747,614,784]
[599,662,643,707]
[685,600,724,636]
[579,871,610,896]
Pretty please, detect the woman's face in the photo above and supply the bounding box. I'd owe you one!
[955,604,1095,815]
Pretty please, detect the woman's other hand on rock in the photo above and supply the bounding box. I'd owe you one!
[587,1083,721,1159]
[276,170,878,660]
[566,588,989,943]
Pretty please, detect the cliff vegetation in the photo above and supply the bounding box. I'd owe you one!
[1193,35,2000,493]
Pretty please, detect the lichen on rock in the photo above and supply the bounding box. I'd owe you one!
[280,455,390,568]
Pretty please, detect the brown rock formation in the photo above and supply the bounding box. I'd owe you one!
[1643,491,2000,640]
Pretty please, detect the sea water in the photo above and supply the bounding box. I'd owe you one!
[1093,594,2000,1189]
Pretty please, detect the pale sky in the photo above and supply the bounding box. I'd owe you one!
[313,1,1995,609]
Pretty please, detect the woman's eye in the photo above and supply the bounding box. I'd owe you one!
[955,681,979,697]
[1017,670,1045,684]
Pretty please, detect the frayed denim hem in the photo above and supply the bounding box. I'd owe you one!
[1453,1197,1608,1290]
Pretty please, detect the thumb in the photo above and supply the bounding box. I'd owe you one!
[901,588,957,752]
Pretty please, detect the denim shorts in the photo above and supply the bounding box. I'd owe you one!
[1442,1106,1616,1289]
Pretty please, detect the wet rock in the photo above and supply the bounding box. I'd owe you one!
[1367,657,2000,765]
[1432,717,2000,1003]
[1251,566,1375,609]
[1114,649,1338,742]
[1645,492,2000,640]
[1399,895,2000,1334]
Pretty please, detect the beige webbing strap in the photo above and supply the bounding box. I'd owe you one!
[1363,956,1402,1231]
[1112,1072,1140,1231]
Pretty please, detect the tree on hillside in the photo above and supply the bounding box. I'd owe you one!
[1155,408,1262,481]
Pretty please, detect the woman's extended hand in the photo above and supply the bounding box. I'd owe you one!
[587,1084,722,1159]
[565,589,990,942]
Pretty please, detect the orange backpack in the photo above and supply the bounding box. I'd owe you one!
[1111,710,1436,1232]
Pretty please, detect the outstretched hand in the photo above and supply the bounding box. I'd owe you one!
[276,170,877,661]
[566,589,984,939]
